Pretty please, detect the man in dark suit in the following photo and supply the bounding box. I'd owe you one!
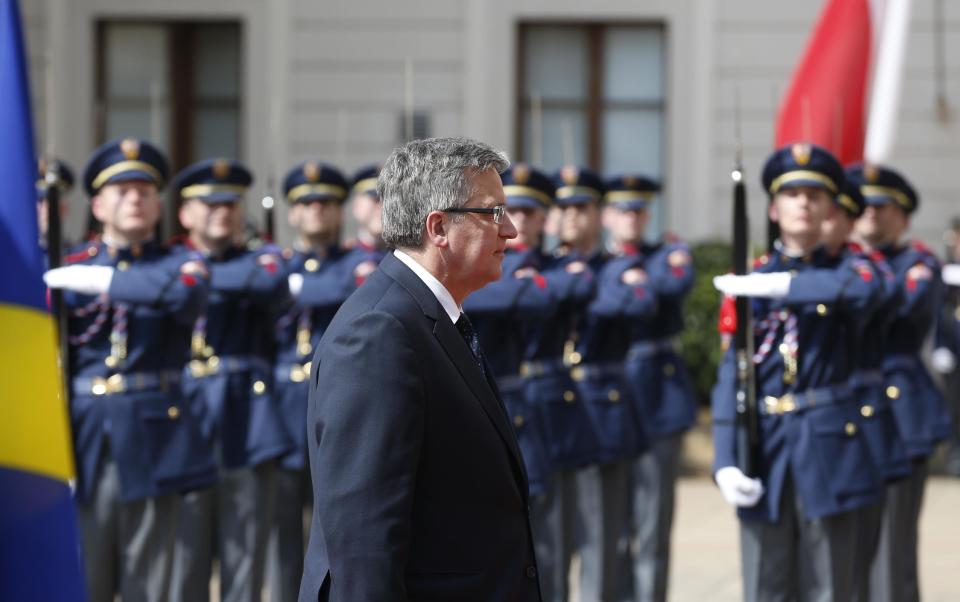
[299,137,542,602]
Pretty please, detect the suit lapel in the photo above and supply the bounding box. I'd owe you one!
[433,317,528,493]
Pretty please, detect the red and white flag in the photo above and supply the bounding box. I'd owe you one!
[775,0,913,166]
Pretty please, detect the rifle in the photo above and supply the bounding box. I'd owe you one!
[732,107,759,477]
[45,161,70,380]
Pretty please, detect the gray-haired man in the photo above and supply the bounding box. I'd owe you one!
[299,137,542,601]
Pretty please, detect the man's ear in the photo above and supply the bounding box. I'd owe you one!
[178,200,195,231]
[424,210,449,248]
[768,199,779,224]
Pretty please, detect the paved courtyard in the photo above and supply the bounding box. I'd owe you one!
[668,476,960,602]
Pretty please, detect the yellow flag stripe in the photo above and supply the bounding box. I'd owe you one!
[0,303,74,482]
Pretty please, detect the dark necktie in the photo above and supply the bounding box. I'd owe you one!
[455,312,485,375]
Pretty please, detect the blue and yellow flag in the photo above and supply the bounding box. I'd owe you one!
[0,0,86,599]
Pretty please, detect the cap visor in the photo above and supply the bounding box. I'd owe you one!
[506,196,546,209]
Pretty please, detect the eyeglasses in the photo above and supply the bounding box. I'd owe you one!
[441,205,507,224]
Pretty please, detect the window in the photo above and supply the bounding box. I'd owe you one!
[96,21,241,174]
[517,23,667,235]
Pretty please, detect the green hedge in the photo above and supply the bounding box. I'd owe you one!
[679,241,731,405]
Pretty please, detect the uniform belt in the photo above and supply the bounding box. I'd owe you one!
[275,361,313,384]
[849,369,884,389]
[495,374,525,392]
[759,382,851,416]
[627,336,681,360]
[73,370,181,397]
[518,358,566,378]
[569,361,623,383]
[188,354,271,379]
[882,354,916,372]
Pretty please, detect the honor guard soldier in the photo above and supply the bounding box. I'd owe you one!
[43,138,217,602]
[266,161,359,602]
[712,144,886,601]
[462,164,564,599]
[847,164,954,602]
[816,179,911,599]
[169,158,293,602]
[602,175,697,602]
[934,218,960,476]
[554,165,645,602]
[36,156,74,260]
[342,164,388,277]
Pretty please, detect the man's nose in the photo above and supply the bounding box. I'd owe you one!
[500,213,518,239]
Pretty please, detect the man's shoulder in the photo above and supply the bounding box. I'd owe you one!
[325,268,428,339]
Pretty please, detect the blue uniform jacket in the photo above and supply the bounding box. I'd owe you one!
[847,245,911,481]
[712,245,885,521]
[64,239,217,502]
[568,250,647,464]
[521,250,601,470]
[879,243,954,458]
[614,241,699,438]
[274,245,361,471]
[180,243,294,470]
[466,247,557,495]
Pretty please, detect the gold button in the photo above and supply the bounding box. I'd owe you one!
[563,390,576,404]
[513,415,525,428]
[167,406,180,419]
[861,405,875,418]
[305,258,320,272]
[91,382,107,396]
[207,355,220,370]
[568,351,582,365]
[663,363,675,376]
[778,343,790,354]
[844,422,857,436]
[298,343,313,356]
[886,385,900,400]
[117,260,130,271]
[290,366,306,383]
[104,356,118,368]
[816,304,828,316]
[607,389,621,402]
[303,361,312,377]
[203,345,215,358]
[570,366,585,382]
[252,380,266,394]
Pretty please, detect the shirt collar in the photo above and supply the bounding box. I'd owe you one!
[393,249,461,324]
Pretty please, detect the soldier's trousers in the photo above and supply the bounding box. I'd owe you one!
[170,461,276,602]
[868,459,927,602]
[77,455,177,602]
[266,466,311,602]
[740,477,859,602]
[626,433,683,602]
[575,459,633,602]
[852,499,884,602]
[530,471,577,602]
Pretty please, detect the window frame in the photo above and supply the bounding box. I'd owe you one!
[514,21,667,172]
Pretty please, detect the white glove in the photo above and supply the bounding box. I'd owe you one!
[942,264,960,287]
[715,466,765,508]
[44,265,114,295]
[288,273,304,297]
[713,273,791,298]
[932,347,957,373]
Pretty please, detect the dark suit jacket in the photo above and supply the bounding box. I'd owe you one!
[299,252,542,602]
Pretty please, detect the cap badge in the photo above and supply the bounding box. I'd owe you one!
[791,143,811,166]
[120,138,140,160]
[304,162,321,182]
[512,163,530,185]
[212,159,231,180]
[623,175,638,188]
[561,165,579,185]
[864,164,879,184]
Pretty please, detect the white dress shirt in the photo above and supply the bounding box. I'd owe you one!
[393,249,461,324]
